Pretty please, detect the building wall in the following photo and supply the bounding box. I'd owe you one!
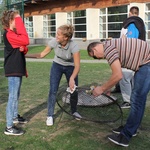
[24,0,150,17]
[29,2,148,49]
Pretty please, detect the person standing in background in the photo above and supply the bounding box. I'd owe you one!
[113,6,146,109]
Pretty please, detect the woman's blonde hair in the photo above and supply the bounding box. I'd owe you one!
[1,10,19,29]
[58,24,74,39]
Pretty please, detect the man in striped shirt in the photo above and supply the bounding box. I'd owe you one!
[87,38,150,147]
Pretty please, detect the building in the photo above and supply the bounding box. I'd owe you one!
[5,0,150,49]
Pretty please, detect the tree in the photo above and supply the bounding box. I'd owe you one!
[0,0,6,43]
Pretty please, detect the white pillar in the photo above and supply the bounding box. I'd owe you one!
[33,16,43,38]
[56,12,67,29]
[86,8,99,40]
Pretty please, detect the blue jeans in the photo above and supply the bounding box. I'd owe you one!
[121,63,150,140]
[47,62,78,117]
[6,77,22,127]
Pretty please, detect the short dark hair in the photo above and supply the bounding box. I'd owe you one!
[130,6,139,16]
[87,42,100,55]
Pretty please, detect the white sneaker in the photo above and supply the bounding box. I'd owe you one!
[46,116,53,126]
[73,112,82,120]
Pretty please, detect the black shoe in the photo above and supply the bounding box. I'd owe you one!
[111,84,121,93]
[112,125,124,134]
[121,102,131,109]
[112,125,137,137]
[111,88,121,93]
[4,126,24,136]
[108,133,129,147]
[13,114,28,124]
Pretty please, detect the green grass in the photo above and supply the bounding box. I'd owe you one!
[0,45,94,60]
[0,52,150,149]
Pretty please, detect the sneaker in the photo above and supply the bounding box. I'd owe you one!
[13,114,28,124]
[4,126,24,136]
[112,125,137,137]
[46,116,53,126]
[111,84,121,93]
[121,102,131,109]
[108,133,129,147]
[111,88,121,93]
[72,112,82,120]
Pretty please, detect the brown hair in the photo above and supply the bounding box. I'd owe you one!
[58,24,74,40]
[129,6,139,16]
[1,10,19,29]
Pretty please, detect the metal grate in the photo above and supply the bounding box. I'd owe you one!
[62,90,117,107]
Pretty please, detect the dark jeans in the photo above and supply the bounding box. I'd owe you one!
[47,62,78,117]
[121,63,150,140]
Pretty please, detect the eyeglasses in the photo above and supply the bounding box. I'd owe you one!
[93,56,98,59]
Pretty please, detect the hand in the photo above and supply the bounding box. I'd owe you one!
[69,77,75,91]
[15,14,20,18]
[92,86,103,97]
[104,90,111,96]
[19,46,24,52]
[19,46,28,54]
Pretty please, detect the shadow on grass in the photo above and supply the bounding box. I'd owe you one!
[22,100,66,123]
[0,87,8,105]
[23,101,47,121]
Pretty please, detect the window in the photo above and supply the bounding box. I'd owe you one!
[43,14,56,38]
[24,17,33,38]
[99,6,127,39]
[145,3,150,40]
[67,10,86,38]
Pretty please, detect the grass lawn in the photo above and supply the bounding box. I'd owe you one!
[0,46,150,150]
[0,45,94,60]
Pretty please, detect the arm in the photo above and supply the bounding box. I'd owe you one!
[25,46,51,58]
[120,28,127,38]
[69,51,80,90]
[7,17,29,48]
[92,59,123,96]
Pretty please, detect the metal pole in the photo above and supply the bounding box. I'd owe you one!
[6,0,9,9]
[22,0,24,22]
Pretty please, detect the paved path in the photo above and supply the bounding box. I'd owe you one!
[0,44,107,63]
[0,58,107,63]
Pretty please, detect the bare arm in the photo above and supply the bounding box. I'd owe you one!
[69,51,80,90]
[25,46,51,58]
[92,59,123,96]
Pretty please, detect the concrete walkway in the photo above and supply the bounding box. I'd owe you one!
[0,58,107,63]
[0,44,107,64]
[0,44,107,63]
